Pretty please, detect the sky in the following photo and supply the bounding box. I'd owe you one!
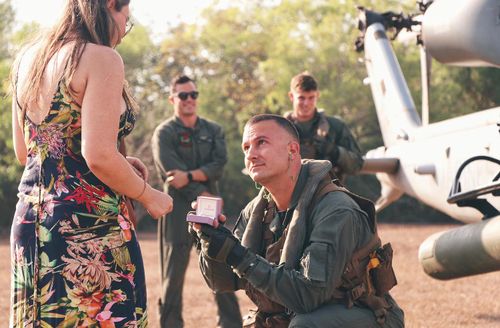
[11,0,217,41]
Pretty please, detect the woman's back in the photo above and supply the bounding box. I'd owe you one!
[10,2,172,325]
[16,44,134,199]
[11,43,147,327]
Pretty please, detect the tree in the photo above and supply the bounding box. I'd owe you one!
[1,0,498,227]
[0,1,24,227]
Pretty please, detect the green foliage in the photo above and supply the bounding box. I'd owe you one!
[1,0,498,228]
[429,64,500,121]
[148,0,410,217]
[0,0,24,227]
[0,0,15,60]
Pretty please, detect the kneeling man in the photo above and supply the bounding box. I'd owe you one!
[192,114,405,328]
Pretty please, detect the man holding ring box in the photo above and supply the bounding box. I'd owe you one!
[191,114,404,327]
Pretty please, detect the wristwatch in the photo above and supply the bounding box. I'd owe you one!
[187,171,193,183]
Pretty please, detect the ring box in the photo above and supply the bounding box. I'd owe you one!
[186,196,222,225]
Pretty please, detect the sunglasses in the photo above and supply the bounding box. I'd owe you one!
[175,91,199,101]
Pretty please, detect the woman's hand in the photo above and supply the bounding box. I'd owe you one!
[137,185,173,219]
[126,156,149,180]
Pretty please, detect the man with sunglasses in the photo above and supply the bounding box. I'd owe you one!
[152,75,241,328]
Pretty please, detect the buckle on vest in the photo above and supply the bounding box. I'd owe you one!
[374,307,388,325]
[349,283,366,302]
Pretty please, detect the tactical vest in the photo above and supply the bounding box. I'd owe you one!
[243,200,292,328]
[242,176,397,327]
[284,111,331,161]
[314,177,397,325]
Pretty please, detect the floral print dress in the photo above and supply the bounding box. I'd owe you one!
[10,79,148,327]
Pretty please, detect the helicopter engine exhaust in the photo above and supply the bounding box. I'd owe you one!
[422,0,500,68]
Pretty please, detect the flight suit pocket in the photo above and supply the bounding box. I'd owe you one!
[196,135,214,160]
[300,242,328,286]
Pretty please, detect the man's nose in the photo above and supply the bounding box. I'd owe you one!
[304,99,313,106]
[245,146,257,161]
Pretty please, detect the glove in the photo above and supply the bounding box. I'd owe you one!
[188,220,202,250]
[198,224,248,267]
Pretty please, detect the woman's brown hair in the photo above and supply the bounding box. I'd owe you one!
[12,0,137,126]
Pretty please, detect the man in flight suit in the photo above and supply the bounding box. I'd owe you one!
[285,72,363,182]
[152,75,241,328]
[192,114,404,327]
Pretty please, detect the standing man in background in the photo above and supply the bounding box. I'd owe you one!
[284,72,364,182]
[152,75,241,328]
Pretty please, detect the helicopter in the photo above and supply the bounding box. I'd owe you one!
[355,0,500,280]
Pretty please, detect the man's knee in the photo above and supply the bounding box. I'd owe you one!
[289,313,317,328]
[289,303,382,328]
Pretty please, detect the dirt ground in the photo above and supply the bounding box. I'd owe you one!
[1,224,500,328]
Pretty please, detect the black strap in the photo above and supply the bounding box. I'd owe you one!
[14,68,23,112]
[312,174,377,233]
[262,200,277,249]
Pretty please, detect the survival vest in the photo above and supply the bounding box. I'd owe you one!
[284,110,335,161]
[242,175,397,327]
[315,177,398,325]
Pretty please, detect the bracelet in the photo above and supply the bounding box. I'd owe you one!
[134,179,147,200]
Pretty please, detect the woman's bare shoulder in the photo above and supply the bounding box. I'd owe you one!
[80,43,124,71]
[72,44,124,96]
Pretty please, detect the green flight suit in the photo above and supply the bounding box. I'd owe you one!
[285,110,363,181]
[198,160,404,327]
[152,116,242,328]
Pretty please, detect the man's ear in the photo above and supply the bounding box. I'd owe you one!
[288,91,294,103]
[168,95,175,105]
[287,140,300,157]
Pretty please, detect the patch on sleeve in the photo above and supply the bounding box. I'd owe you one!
[300,242,329,285]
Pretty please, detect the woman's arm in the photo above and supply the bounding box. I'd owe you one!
[80,45,171,218]
[12,94,27,166]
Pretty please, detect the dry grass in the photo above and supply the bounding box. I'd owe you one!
[1,224,500,327]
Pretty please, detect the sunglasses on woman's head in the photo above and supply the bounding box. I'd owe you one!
[175,91,199,101]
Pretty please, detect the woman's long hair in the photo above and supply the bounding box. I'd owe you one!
[12,0,137,126]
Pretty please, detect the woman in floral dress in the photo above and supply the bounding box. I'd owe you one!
[10,0,173,326]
